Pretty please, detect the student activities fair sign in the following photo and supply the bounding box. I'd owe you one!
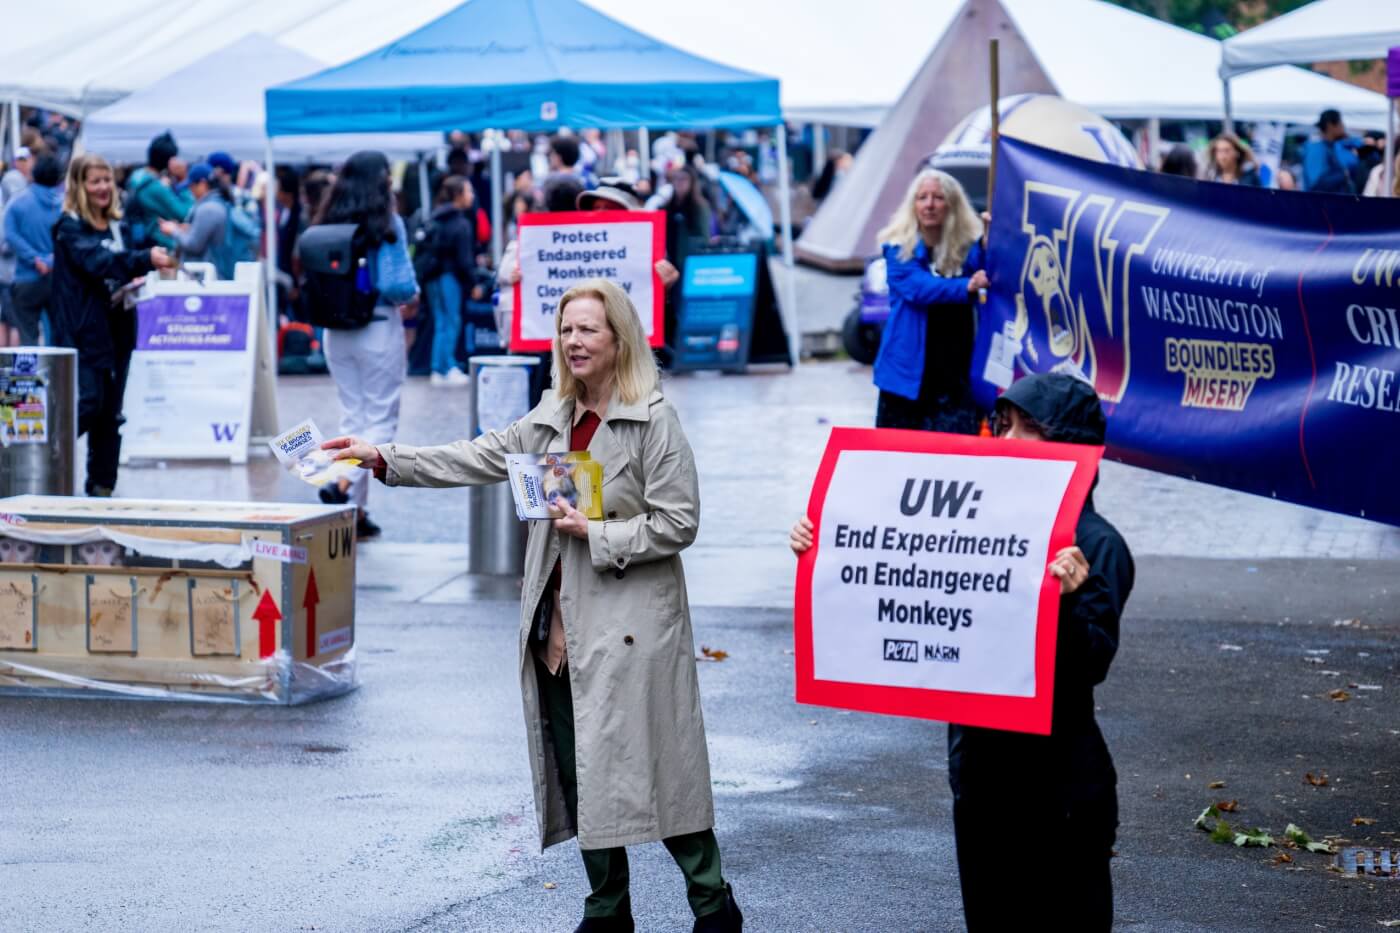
[971,137,1400,527]
[796,428,1101,735]
[512,211,665,352]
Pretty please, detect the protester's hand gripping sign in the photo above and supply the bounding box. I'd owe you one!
[795,428,1102,735]
[512,211,666,352]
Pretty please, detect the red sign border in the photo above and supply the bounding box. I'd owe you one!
[793,426,1104,736]
[511,210,667,352]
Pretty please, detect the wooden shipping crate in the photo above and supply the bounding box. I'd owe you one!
[0,495,357,704]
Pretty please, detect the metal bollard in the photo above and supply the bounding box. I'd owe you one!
[465,355,539,575]
[0,347,77,497]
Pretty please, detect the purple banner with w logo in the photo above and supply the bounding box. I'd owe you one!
[971,137,1400,526]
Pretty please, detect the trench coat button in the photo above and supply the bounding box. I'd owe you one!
[623,635,634,646]
[607,510,618,519]
[614,568,625,580]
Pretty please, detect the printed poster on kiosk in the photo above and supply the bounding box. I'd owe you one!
[794,427,1102,735]
[122,287,260,463]
[512,211,666,352]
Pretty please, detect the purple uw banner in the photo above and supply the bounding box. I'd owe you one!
[971,137,1400,528]
[136,294,250,352]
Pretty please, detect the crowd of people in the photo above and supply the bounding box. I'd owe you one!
[1156,106,1398,195]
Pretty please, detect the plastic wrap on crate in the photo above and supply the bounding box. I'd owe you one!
[0,648,358,705]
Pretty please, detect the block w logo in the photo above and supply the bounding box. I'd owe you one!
[211,423,240,442]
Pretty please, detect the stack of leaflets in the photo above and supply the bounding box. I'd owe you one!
[506,452,603,521]
[269,418,362,489]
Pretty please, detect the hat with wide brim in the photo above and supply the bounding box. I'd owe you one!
[577,184,641,212]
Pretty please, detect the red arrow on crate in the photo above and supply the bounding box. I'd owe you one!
[253,591,282,659]
[304,568,320,658]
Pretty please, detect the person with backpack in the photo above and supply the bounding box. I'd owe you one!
[124,132,194,250]
[51,153,176,496]
[3,153,64,346]
[298,151,419,539]
[205,150,262,277]
[420,175,479,386]
[159,163,226,271]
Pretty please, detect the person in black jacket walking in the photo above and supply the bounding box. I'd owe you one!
[424,175,478,386]
[788,371,1133,932]
[51,153,175,495]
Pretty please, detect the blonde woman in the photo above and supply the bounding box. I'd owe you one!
[324,279,742,933]
[50,153,175,495]
[872,167,988,433]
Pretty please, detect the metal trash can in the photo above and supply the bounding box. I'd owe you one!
[0,347,77,497]
[466,355,539,575]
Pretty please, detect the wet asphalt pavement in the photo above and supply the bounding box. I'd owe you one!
[3,363,1399,931]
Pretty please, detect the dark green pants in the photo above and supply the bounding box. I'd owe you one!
[535,656,727,919]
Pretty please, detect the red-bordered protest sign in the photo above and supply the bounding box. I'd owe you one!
[794,427,1103,735]
[511,210,666,352]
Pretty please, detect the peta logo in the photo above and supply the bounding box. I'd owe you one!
[1012,183,1169,401]
[883,639,918,663]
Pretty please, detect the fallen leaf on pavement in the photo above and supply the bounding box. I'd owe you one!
[1234,828,1273,848]
[1305,773,1329,787]
[1354,817,1378,826]
[1283,823,1334,854]
[1216,800,1239,812]
[1272,852,1293,865]
[1377,921,1400,928]
[1208,780,1227,789]
[1329,689,1351,702]
[543,882,557,890]
[698,646,729,662]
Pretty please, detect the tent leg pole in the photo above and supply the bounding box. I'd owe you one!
[638,127,650,186]
[264,144,279,329]
[1388,99,1396,197]
[8,98,19,158]
[705,130,716,165]
[490,130,503,265]
[418,152,432,225]
[1148,117,1161,170]
[1222,77,1234,134]
[775,123,798,368]
[812,123,825,179]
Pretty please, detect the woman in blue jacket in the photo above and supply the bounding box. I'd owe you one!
[871,168,988,434]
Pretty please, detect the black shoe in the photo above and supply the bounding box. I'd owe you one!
[693,884,742,933]
[355,514,381,539]
[318,483,350,505]
[573,916,634,933]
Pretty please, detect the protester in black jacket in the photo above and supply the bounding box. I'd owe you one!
[51,153,174,495]
[948,372,1134,932]
[787,371,1133,932]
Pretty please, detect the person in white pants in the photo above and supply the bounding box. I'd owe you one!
[323,310,407,521]
[310,151,419,538]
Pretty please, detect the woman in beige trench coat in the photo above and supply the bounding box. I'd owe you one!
[325,278,742,933]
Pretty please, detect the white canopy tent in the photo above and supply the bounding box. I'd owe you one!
[588,0,1391,129]
[1221,0,1400,79]
[1220,0,1400,193]
[0,0,465,116]
[80,34,442,162]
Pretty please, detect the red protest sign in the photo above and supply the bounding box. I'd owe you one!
[511,210,666,352]
[794,427,1102,735]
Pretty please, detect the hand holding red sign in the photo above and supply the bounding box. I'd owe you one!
[793,427,1102,735]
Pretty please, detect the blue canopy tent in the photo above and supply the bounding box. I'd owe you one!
[264,0,795,363]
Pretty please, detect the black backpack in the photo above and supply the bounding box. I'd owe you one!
[296,223,379,330]
[413,218,444,284]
